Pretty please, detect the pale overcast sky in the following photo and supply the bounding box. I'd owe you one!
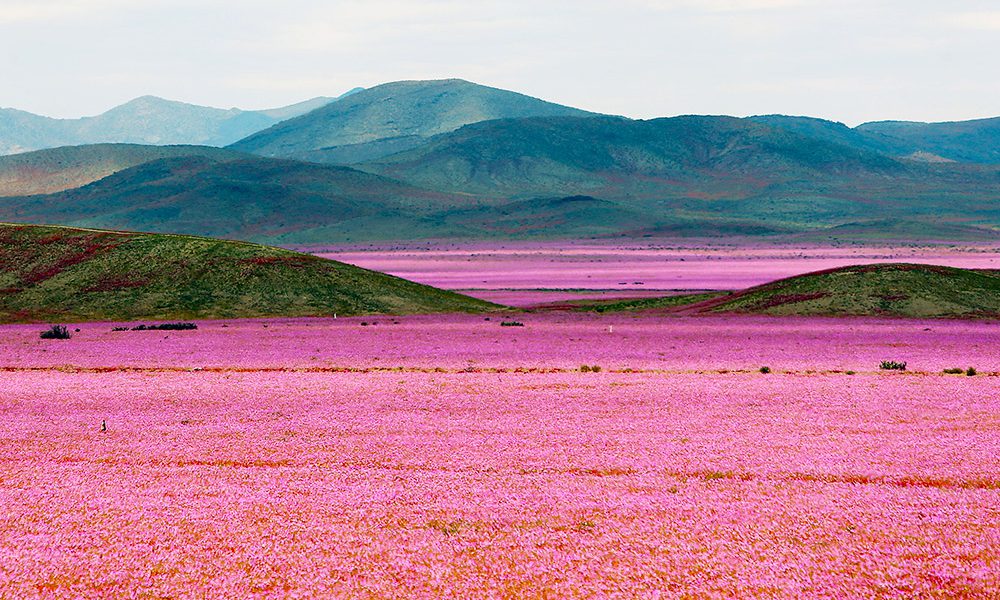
[2,0,998,125]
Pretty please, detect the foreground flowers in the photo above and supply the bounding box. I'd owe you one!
[0,315,997,597]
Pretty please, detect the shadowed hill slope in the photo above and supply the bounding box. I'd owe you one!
[0,223,496,323]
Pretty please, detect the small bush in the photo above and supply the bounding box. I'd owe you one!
[880,361,907,371]
[845,370,856,375]
[966,367,977,377]
[580,365,591,372]
[759,366,771,374]
[590,365,601,373]
[500,321,524,327]
[116,323,198,332]
[39,325,71,340]
[943,368,964,375]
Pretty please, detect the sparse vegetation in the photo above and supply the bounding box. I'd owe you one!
[943,368,964,374]
[966,367,977,376]
[500,321,524,327]
[880,361,907,371]
[113,323,198,332]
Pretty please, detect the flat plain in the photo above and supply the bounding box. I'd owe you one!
[1,310,998,597]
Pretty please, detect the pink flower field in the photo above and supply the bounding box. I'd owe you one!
[317,241,1000,291]
[1,314,999,597]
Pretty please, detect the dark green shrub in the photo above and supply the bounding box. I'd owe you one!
[115,323,198,331]
[759,366,771,374]
[966,367,977,376]
[500,321,524,327]
[39,325,71,339]
[880,361,907,371]
[943,368,964,374]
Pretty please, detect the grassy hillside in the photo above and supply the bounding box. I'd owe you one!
[0,223,496,323]
[705,264,1000,318]
[0,144,244,196]
[230,79,595,163]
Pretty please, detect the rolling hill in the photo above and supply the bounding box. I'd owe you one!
[0,144,245,196]
[230,79,596,163]
[702,264,1000,318]
[0,154,472,243]
[0,93,352,155]
[0,222,495,323]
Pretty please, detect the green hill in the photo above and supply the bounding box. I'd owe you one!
[0,144,244,196]
[0,154,468,243]
[704,264,1000,318]
[0,223,496,323]
[230,79,596,163]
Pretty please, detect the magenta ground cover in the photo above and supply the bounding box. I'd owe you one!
[1,363,997,597]
[316,242,1000,290]
[2,313,997,372]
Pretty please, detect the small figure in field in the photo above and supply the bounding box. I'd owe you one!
[100,419,107,433]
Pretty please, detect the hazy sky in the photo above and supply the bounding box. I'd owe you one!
[2,0,998,125]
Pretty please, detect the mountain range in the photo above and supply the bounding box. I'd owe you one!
[1,78,999,242]
[0,90,360,155]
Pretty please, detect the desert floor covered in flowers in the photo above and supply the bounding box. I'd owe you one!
[1,314,998,597]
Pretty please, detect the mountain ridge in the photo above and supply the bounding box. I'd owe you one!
[0,90,359,155]
[229,79,598,163]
